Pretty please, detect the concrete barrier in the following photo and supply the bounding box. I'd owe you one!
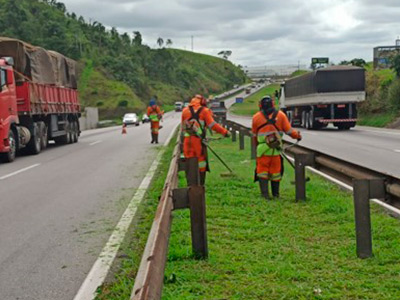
[79,107,99,131]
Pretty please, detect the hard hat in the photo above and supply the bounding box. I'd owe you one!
[259,95,274,111]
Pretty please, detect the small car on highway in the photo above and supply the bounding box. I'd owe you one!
[123,113,140,126]
[175,101,184,112]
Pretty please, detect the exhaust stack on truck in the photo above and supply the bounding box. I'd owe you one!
[280,66,365,130]
[0,37,81,163]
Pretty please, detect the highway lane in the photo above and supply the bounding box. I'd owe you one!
[0,112,180,300]
[224,90,400,178]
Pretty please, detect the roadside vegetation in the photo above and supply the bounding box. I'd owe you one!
[357,62,400,127]
[231,84,280,116]
[0,0,247,119]
[162,137,400,299]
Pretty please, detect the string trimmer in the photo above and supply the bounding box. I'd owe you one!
[202,138,236,178]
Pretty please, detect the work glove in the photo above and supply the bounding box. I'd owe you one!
[225,131,231,138]
[297,132,302,141]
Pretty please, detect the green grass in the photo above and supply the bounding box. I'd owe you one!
[162,137,400,300]
[291,70,309,77]
[231,84,280,116]
[358,112,398,127]
[95,137,178,300]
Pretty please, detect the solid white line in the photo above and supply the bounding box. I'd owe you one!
[89,140,102,146]
[394,150,400,153]
[73,146,167,300]
[0,164,41,181]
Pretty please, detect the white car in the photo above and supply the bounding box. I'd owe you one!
[123,113,139,126]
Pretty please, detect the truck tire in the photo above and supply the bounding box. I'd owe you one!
[337,124,351,130]
[38,122,48,150]
[0,129,17,163]
[301,111,307,128]
[54,120,70,145]
[26,123,41,155]
[72,120,79,143]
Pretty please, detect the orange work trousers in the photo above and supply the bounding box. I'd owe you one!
[256,155,282,181]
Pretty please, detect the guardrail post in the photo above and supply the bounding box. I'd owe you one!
[294,153,314,201]
[185,158,208,259]
[353,178,385,259]
[251,135,256,160]
[231,126,237,142]
[239,130,245,150]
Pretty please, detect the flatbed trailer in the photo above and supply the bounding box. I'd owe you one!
[280,66,365,130]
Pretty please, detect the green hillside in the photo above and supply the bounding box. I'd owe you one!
[0,0,247,117]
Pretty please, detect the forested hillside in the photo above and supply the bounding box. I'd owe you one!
[0,0,247,117]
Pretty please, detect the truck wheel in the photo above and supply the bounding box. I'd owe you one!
[0,130,17,163]
[39,122,48,150]
[26,123,41,155]
[304,112,310,129]
[301,111,306,128]
[337,124,351,130]
[73,120,79,143]
[308,111,315,130]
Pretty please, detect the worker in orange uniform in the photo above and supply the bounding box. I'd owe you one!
[181,95,230,185]
[147,98,163,144]
[252,95,301,199]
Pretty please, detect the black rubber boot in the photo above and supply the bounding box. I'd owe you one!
[259,179,270,200]
[151,133,155,144]
[155,134,159,144]
[271,181,280,198]
[200,172,206,186]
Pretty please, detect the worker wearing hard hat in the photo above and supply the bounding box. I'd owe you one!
[181,94,230,185]
[147,98,163,144]
[252,95,301,199]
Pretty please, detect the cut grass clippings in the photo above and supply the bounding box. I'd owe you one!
[231,84,280,116]
[163,137,400,300]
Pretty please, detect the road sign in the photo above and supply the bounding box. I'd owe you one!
[312,57,329,64]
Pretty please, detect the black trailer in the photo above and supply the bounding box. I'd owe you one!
[280,66,365,130]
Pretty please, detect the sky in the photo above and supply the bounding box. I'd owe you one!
[61,0,400,67]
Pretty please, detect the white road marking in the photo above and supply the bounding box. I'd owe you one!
[0,164,41,181]
[394,150,400,153]
[89,140,102,146]
[73,141,169,300]
[304,131,317,136]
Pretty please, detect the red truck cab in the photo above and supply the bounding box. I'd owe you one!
[0,57,19,160]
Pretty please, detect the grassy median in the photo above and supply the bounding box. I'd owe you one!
[163,137,400,300]
[231,84,280,116]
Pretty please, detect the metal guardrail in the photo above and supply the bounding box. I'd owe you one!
[131,141,209,300]
[130,119,400,300]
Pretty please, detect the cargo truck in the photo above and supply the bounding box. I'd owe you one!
[0,37,80,163]
[280,66,365,130]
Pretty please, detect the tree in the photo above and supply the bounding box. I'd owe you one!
[157,37,164,48]
[390,53,400,77]
[218,50,232,60]
[339,60,350,65]
[350,58,366,68]
[133,31,142,46]
[166,39,173,47]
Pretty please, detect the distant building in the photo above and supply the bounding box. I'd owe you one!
[373,38,400,69]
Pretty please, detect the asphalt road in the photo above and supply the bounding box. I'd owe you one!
[225,90,400,178]
[0,112,180,300]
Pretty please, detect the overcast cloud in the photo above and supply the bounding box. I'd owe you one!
[61,0,400,66]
